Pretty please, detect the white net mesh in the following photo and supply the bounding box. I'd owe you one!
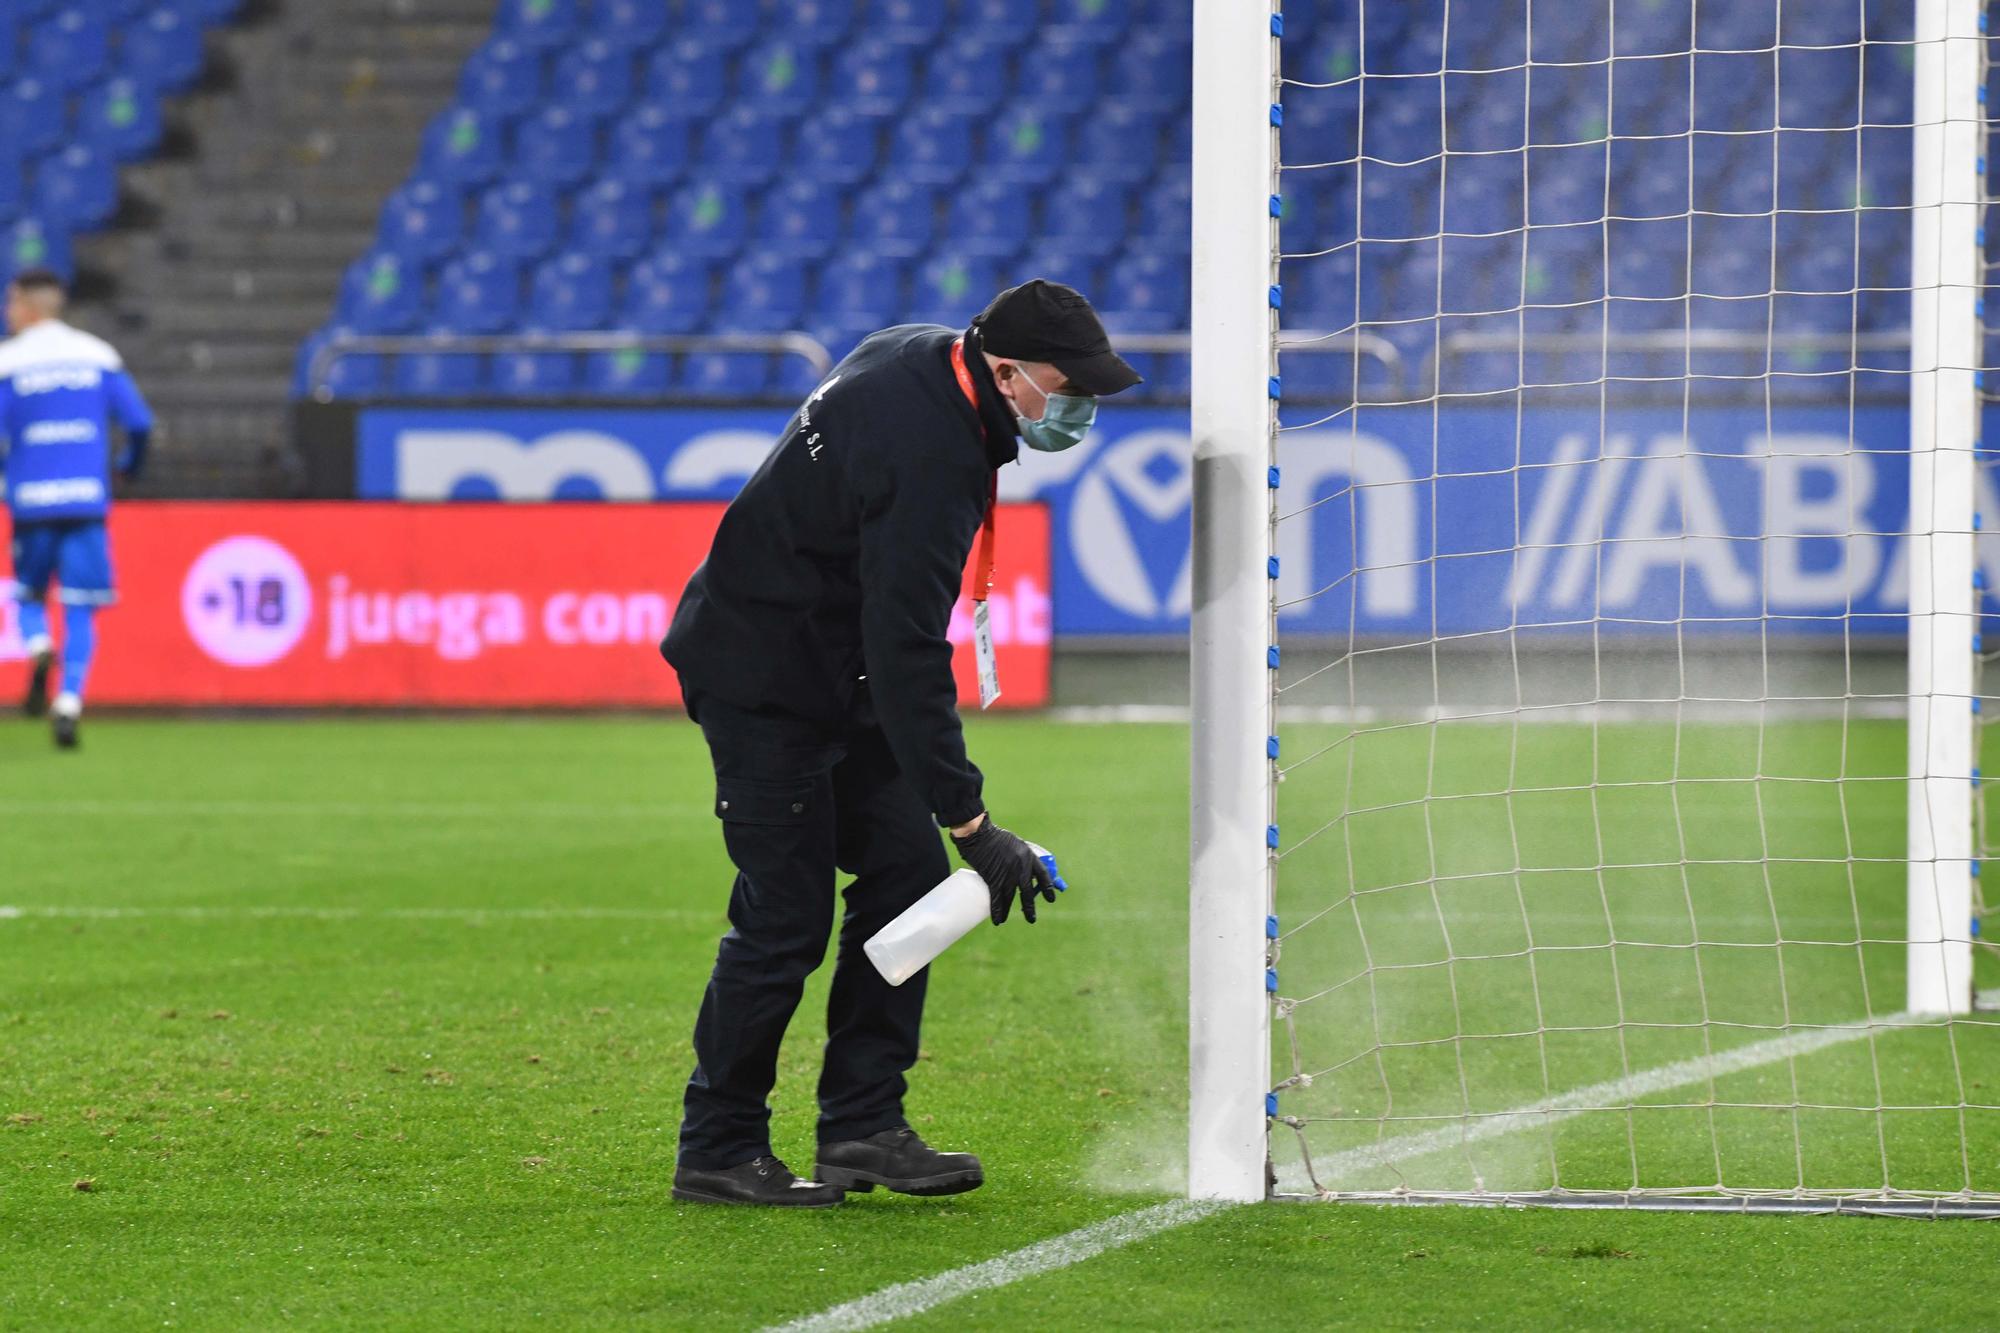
[1267,0,2000,1210]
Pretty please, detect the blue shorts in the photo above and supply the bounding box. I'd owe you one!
[9,519,116,606]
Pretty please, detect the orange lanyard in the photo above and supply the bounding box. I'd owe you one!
[950,338,999,604]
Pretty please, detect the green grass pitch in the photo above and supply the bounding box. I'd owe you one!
[1,715,1995,1330]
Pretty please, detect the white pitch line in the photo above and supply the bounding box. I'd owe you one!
[0,903,1168,926]
[765,1199,1234,1333]
[0,798,687,820]
[768,1012,1908,1332]
[1287,1011,1911,1192]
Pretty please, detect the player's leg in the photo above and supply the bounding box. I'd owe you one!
[49,520,116,749]
[813,705,982,1197]
[9,523,58,717]
[673,687,845,1206]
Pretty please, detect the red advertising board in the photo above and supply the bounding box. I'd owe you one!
[0,503,1051,709]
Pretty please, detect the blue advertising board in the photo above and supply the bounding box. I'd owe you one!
[357,403,1994,638]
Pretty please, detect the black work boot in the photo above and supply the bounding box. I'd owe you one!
[671,1155,843,1208]
[815,1127,983,1197]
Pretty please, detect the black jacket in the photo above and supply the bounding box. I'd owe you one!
[662,324,1020,828]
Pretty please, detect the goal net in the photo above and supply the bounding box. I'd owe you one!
[1191,0,2000,1213]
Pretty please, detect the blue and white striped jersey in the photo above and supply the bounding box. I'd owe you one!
[0,320,154,522]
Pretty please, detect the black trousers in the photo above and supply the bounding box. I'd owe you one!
[677,683,950,1170]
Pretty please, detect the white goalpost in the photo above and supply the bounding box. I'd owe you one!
[1189,0,2000,1213]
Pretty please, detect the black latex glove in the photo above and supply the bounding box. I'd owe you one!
[951,817,1057,925]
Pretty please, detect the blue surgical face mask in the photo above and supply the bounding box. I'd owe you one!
[1008,366,1097,453]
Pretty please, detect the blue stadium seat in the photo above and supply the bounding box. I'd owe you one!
[1441,232,1524,314]
[1372,11,1445,77]
[0,21,14,83]
[681,352,770,397]
[0,81,66,160]
[119,6,205,93]
[887,107,975,188]
[585,345,674,396]
[774,350,830,400]
[1048,0,1131,45]
[1696,2,1775,52]
[1285,245,1356,329]
[553,38,634,118]
[955,0,1026,43]
[396,344,487,398]
[421,107,506,186]
[1100,252,1187,326]
[0,157,23,222]
[496,0,579,50]
[12,0,67,18]
[1132,171,1191,255]
[698,106,787,187]
[1446,70,1526,151]
[1282,90,1358,169]
[1074,101,1164,186]
[789,0,856,48]
[832,37,915,117]
[1779,137,1854,212]
[1777,213,1858,294]
[435,250,524,333]
[514,106,599,188]
[792,107,880,187]
[2,217,74,283]
[720,253,809,332]
[819,252,906,327]
[1439,155,1515,234]
[299,330,388,400]
[756,179,841,261]
[945,176,1031,260]
[1690,214,1771,297]
[1612,54,1690,138]
[531,252,613,330]
[1363,76,1443,163]
[848,179,936,261]
[863,0,947,46]
[1780,47,1860,131]
[983,108,1070,187]
[1038,178,1129,263]
[336,252,424,334]
[590,0,668,50]
[34,145,118,231]
[607,103,695,185]
[1523,226,1601,306]
[1445,0,1526,71]
[1014,248,1102,308]
[1611,1,1689,58]
[739,39,821,116]
[32,8,109,90]
[1607,217,1689,300]
[1525,146,1604,228]
[491,337,579,398]
[377,178,466,266]
[1610,136,1690,219]
[1694,137,1771,215]
[1358,161,1437,241]
[1862,45,1912,127]
[1014,37,1102,117]
[647,40,728,116]
[568,177,653,261]
[664,180,748,259]
[682,0,763,53]
[1106,31,1190,114]
[168,0,246,19]
[621,252,713,332]
[1528,64,1605,148]
[78,77,162,162]
[459,38,542,119]
[923,36,1008,117]
[909,255,999,326]
[475,181,561,260]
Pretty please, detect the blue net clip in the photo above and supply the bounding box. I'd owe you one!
[1269,103,1283,128]
[1270,13,1284,37]
[1266,914,1280,939]
[1265,967,1278,993]
[1266,824,1280,849]
[1268,465,1282,489]
[1268,284,1283,310]
[1267,644,1280,669]
[1265,1092,1278,1116]
[1269,193,1283,219]
[1268,375,1283,400]
[1267,556,1280,579]
[1267,734,1280,760]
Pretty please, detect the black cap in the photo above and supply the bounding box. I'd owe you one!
[972,278,1143,397]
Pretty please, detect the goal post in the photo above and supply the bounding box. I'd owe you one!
[1187,0,1278,1204]
[1189,0,2000,1211]
[1905,0,1980,1018]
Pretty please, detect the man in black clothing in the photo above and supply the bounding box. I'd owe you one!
[663,280,1142,1208]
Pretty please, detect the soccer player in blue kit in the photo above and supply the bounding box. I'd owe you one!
[0,269,153,750]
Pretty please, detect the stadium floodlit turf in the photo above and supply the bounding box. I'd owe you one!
[1,716,1995,1330]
